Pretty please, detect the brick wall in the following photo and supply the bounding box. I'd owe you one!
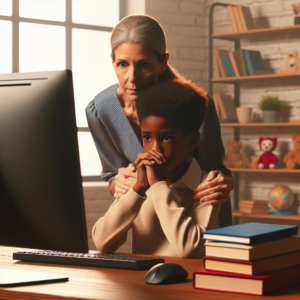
[145,0,207,87]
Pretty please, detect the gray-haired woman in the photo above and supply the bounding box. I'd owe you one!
[86,15,234,227]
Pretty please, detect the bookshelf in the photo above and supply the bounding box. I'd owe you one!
[208,3,300,225]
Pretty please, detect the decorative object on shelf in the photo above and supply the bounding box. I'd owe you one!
[236,107,258,123]
[292,3,300,25]
[279,51,300,74]
[258,95,285,123]
[268,184,295,215]
[223,140,253,168]
[283,134,300,169]
[256,137,278,169]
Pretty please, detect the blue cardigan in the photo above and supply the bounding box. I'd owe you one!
[86,83,232,227]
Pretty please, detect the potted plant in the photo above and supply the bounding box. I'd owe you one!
[292,3,300,24]
[259,95,285,123]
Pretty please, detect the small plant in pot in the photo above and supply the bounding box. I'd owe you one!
[292,3,300,25]
[259,95,285,123]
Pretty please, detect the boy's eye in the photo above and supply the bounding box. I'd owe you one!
[163,135,172,142]
[143,135,151,142]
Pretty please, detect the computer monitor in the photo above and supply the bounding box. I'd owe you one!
[0,70,88,253]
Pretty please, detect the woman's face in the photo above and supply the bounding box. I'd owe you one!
[113,42,169,102]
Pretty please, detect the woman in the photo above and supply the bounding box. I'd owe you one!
[86,15,234,227]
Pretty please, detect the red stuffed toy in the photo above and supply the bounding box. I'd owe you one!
[257,137,278,169]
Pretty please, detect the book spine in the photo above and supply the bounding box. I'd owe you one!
[243,50,255,76]
[221,55,235,77]
[238,49,249,76]
[228,52,240,77]
[233,6,243,31]
[212,49,221,78]
[227,6,238,32]
[237,6,247,31]
[241,6,255,30]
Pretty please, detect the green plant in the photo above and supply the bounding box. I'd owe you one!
[259,95,285,111]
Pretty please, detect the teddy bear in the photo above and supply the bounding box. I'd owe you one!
[279,51,300,74]
[223,140,252,168]
[256,137,278,169]
[283,134,300,169]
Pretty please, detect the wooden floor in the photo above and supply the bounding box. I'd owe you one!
[1,246,300,300]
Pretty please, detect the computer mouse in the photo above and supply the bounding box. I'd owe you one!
[144,263,188,285]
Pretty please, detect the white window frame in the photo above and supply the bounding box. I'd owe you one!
[0,0,126,181]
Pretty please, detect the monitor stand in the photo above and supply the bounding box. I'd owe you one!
[0,268,68,287]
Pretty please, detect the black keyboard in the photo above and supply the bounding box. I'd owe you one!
[13,251,164,270]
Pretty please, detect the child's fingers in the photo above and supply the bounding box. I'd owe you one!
[136,159,155,169]
[153,150,167,163]
[134,153,155,166]
[148,150,167,164]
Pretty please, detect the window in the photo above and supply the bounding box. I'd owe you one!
[0,0,124,180]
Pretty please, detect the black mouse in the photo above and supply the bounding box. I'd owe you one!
[144,263,188,285]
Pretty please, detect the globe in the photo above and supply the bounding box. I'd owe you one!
[268,185,294,211]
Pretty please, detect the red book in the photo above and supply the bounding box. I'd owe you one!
[203,251,300,275]
[193,264,300,295]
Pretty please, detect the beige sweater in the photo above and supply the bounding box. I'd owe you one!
[92,159,220,258]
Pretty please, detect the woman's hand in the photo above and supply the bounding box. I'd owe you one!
[114,163,138,199]
[193,171,234,206]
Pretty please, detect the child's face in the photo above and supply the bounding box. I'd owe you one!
[141,116,198,172]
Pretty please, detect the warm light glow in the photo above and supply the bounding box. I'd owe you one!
[0,20,12,73]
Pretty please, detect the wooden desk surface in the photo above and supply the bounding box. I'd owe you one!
[1,246,300,300]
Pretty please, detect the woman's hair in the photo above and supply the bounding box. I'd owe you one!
[136,79,208,136]
[110,15,184,81]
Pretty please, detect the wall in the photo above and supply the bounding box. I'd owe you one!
[145,0,207,88]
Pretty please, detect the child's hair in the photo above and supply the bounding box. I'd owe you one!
[136,79,208,136]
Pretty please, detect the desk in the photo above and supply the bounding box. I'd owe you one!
[1,246,300,300]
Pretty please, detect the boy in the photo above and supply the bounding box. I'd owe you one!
[92,79,220,258]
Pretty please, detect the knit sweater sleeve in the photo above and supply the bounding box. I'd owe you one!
[147,181,220,259]
[92,188,146,253]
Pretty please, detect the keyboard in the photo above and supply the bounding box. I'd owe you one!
[13,250,164,270]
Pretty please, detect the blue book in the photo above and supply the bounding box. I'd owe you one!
[243,50,266,75]
[221,54,235,77]
[203,222,298,245]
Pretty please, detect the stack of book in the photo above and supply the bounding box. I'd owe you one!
[226,5,255,32]
[193,223,300,295]
[213,48,269,78]
[239,200,269,214]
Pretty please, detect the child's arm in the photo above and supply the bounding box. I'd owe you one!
[92,153,155,253]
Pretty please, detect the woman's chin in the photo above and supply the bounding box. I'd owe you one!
[126,94,138,102]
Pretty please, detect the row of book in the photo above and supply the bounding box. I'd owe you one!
[213,48,268,78]
[239,199,269,214]
[226,5,255,32]
[193,222,300,296]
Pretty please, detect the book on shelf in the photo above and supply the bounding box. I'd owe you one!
[212,49,221,78]
[237,6,255,31]
[212,94,221,120]
[213,94,237,122]
[228,51,244,76]
[233,6,243,31]
[213,49,229,77]
[238,206,268,214]
[202,222,298,244]
[239,199,268,206]
[203,250,300,275]
[221,54,235,77]
[243,49,268,75]
[193,264,300,295]
[204,236,300,261]
[226,5,238,32]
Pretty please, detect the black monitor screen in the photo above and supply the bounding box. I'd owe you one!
[0,70,88,253]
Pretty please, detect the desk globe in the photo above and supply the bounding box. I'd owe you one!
[268,184,295,215]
